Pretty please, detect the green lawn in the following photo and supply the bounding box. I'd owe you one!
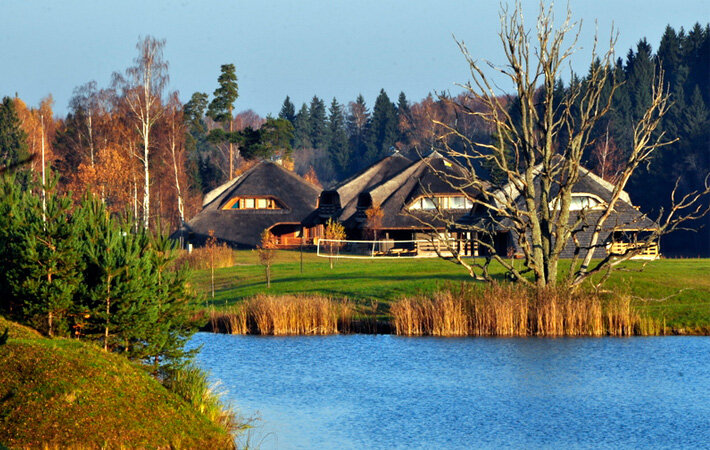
[190,250,710,332]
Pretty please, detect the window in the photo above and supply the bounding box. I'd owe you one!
[223,197,283,210]
[408,196,473,211]
[549,193,604,211]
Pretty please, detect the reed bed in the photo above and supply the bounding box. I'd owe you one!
[391,284,662,337]
[208,295,352,335]
[175,244,235,270]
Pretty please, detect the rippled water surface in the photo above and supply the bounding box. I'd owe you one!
[191,333,710,449]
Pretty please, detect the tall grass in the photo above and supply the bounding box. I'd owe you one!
[163,365,247,440]
[209,295,352,335]
[391,284,663,337]
[175,244,235,271]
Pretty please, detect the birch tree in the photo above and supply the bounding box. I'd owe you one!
[121,36,169,229]
[165,92,187,226]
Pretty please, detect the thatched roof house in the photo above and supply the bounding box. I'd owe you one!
[178,161,321,248]
[340,151,483,236]
[458,166,658,258]
[316,153,413,222]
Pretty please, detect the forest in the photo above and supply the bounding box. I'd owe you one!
[0,23,708,255]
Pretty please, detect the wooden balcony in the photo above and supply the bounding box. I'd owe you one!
[609,242,659,259]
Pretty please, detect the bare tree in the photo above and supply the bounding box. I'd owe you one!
[416,2,709,289]
[120,36,168,229]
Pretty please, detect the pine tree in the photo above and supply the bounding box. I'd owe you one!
[347,94,371,172]
[326,98,350,177]
[292,103,312,149]
[207,64,239,178]
[278,96,296,124]
[19,187,82,337]
[184,92,222,193]
[0,175,81,336]
[309,96,328,150]
[0,97,29,168]
[75,196,196,369]
[396,91,412,146]
[366,89,398,164]
[625,39,656,121]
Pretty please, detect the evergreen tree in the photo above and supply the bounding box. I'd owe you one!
[207,64,239,178]
[309,96,328,150]
[0,175,24,316]
[292,103,312,149]
[347,94,371,172]
[75,196,196,370]
[0,97,29,168]
[19,186,82,337]
[184,92,221,194]
[625,39,656,121]
[278,96,296,124]
[326,98,350,177]
[366,89,398,164]
[241,117,294,160]
[396,91,412,146]
[0,175,81,336]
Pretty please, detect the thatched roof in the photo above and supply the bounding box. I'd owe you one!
[335,153,413,209]
[180,161,321,248]
[341,151,485,229]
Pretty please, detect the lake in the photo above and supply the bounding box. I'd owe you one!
[191,333,710,449]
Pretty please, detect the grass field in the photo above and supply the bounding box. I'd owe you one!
[189,250,710,332]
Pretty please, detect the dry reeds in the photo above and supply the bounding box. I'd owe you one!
[208,295,352,335]
[174,244,235,271]
[209,306,247,335]
[391,284,661,337]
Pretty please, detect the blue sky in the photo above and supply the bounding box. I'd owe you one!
[2,0,708,117]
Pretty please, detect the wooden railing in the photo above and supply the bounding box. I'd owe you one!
[609,242,659,259]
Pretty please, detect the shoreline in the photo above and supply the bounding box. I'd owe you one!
[200,315,710,337]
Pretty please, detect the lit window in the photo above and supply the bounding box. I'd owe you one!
[449,196,472,209]
[550,194,604,211]
[409,196,472,211]
[223,197,283,210]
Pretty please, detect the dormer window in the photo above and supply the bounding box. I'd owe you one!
[409,195,473,211]
[222,196,283,210]
[550,193,605,211]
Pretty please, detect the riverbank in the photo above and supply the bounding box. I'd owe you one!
[0,316,237,448]
[202,285,667,337]
[190,252,710,335]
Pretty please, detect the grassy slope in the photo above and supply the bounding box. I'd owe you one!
[0,316,233,449]
[190,250,710,331]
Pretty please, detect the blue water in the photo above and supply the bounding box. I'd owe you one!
[191,333,710,449]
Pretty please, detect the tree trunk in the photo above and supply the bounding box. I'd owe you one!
[228,116,233,179]
[143,122,150,229]
[104,275,111,351]
[170,129,185,225]
[40,114,46,225]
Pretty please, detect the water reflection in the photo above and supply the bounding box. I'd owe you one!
[191,334,710,449]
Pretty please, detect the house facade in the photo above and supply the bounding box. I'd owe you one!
[457,166,659,259]
[178,155,657,259]
[176,161,322,248]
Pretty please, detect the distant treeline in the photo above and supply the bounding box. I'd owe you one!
[0,23,707,253]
